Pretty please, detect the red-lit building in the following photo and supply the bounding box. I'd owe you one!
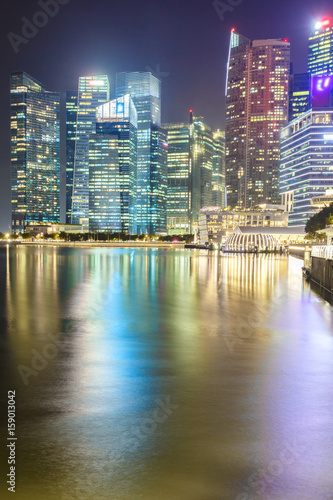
[225,31,290,209]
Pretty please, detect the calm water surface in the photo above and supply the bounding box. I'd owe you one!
[0,246,333,500]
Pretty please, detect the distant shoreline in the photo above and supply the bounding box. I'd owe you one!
[0,241,186,249]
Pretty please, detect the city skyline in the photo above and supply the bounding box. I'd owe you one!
[1,0,333,231]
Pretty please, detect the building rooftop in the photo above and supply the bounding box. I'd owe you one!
[235,226,305,235]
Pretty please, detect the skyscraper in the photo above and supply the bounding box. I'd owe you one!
[10,72,60,233]
[191,116,214,215]
[116,72,164,234]
[289,73,312,121]
[94,95,138,234]
[163,122,191,235]
[164,114,225,234]
[280,106,333,226]
[308,18,333,76]
[65,90,77,224]
[150,127,168,234]
[88,135,121,233]
[226,31,290,208]
[212,130,226,208]
[71,75,109,225]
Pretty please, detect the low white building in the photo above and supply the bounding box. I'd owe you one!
[25,224,87,235]
[198,206,289,245]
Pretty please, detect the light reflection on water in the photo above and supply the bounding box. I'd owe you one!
[0,247,333,500]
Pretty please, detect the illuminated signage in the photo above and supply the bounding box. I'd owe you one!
[315,18,332,29]
[116,102,125,114]
[88,80,105,87]
[324,134,333,140]
[316,77,332,91]
[312,75,333,108]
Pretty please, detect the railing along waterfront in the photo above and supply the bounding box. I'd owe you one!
[312,246,333,260]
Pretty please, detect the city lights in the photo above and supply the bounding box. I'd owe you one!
[88,80,106,86]
[315,18,332,29]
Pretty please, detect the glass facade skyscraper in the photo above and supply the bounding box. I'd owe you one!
[94,95,138,234]
[164,116,225,234]
[280,108,333,226]
[308,18,333,76]
[116,72,164,234]
[191,116,225,222]
[191,116,215,219]
[150,127,168,234]
[163,122,191,234]
[289,73,312,121]
[89,135,121,233]
[212,130,226,208]
[71,75,109,225]
[226,31,290,208]
[65,90,78,224]
[10,72,60,233]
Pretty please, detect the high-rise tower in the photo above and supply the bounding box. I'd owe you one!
[163,114,225,234]
[65,90,77,224]
[308,18,333,76]
[289,72,312,121]
[10,72,60,233]
[225,31,290,208]
[116,72,165,234]
[71,76,109,225]
[92,95,138,234]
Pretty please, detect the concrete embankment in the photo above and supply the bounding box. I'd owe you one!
[310,257,333,295]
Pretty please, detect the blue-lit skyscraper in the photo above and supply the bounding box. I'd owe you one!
[289,73,312,121]
[116,72,164,234]
[93,95,138,233]
[89,135,121,233]
[10,72,60,233]
[71,75,109,225]
[65,90,77,224]
[280,76,333,225]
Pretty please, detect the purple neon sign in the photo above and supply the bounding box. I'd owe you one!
[312,75,333,108]
[316,77,333,91]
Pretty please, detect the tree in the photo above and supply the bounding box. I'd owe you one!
[22,232,32,240]
[0,232,4,239]
[305,203,333,237]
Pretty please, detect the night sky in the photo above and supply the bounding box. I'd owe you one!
[0,0,331,231]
